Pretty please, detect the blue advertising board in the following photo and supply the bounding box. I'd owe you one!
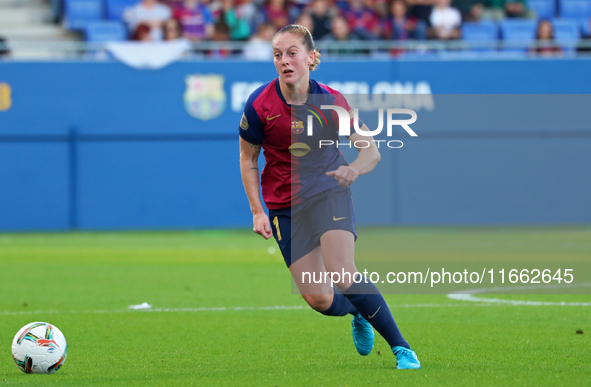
[0,59,590,231]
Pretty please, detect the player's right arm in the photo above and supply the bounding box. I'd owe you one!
[239,134,272,240]
[238,92,272,239]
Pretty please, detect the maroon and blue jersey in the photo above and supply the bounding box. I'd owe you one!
[239,79,356,210]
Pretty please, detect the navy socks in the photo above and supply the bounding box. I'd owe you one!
[342,279,410,349]
[320,287,359,317]
[313,277,410,350]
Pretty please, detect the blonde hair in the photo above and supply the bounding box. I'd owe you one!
[273,24,321,71]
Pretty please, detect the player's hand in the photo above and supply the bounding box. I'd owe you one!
[253,212,272,240]
[326,165,359,187]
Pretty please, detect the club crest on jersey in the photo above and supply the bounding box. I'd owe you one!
[184,74,226,121]
[291,120,304,134]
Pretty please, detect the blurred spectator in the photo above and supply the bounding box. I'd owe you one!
[429,0,461,39]
[344,0,381,39]
[207,21,238,57]
[323,14,359,40]
[262,0,291,31]
[373,0,389,18]
[0,36,9,58]
[219,0,252,40]
[174,0,215,41]
[295,12,315,35]
[336,0,385,16]
[235,0,259,33]
[243,22,276,59]
[490,0,527,18]
[125,0,172,41]
[530,19,562,56]
[463,2,497,22]
[289,0,310,20]
[133,23,154,41]
[463,3,482,21]
[451,0,481,18]
[163,18,185,40]
[405,0,435,26]
[322,15,366,55]
[334,0,350,13]
[382,0,427,40]
[165,0,185,9]
[212,20,232,40]
[308,0,336,40]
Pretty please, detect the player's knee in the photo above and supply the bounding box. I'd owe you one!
[302,293,332,312]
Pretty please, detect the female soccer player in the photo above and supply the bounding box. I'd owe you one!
[238,24,420,370]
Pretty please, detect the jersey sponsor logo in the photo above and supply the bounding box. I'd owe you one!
[240,113,249,130]
[288,142,310,157]
[0,83,11,111]
[266,114,281,121]
[184,74,226,121]
[291,120,304,134]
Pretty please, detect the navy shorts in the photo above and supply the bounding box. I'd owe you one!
[268,185,357,268]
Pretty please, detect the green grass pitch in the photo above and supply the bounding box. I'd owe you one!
[1,228,590,386]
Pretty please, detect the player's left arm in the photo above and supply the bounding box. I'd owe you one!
[326,123,381,187]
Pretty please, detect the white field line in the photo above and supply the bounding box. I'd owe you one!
[0,303,496,316]
[2,294,590,316]
[447,282,591,306]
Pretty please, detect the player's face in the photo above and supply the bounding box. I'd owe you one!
[272,33,315,87]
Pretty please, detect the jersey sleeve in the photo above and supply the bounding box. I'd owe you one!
[238,98,264,145]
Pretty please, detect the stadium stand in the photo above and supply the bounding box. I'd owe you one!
[1,0,590,57]
[461,21,499,41]
[106,0,139,21]
[65,0,104,30]
[552,18,582,52]
[500,18,537,50]
[0,0,80,59]
[528,0,557,18]
[581,17,591,36]
[85,20,127,41]
[559,0,591,18]
[553,18,582,40]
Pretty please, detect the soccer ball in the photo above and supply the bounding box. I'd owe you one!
[11,322,67,374]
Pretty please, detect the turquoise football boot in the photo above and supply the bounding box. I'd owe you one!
[392,346,421,369]
[352,313,374,356]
